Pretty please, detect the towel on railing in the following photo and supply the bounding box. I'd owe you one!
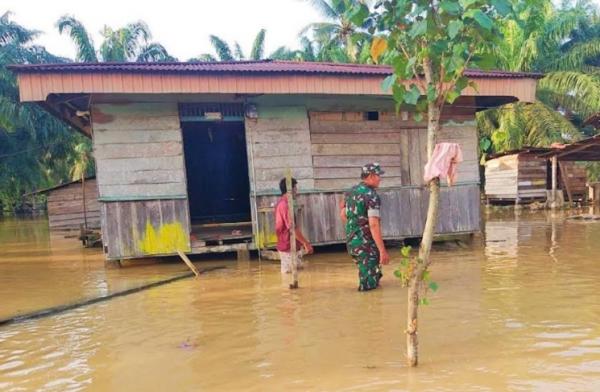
[423,142,463,186]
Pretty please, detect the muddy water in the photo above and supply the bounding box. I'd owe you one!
[1,210,600,391]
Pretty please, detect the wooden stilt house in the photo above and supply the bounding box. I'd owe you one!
[10,61,541,263]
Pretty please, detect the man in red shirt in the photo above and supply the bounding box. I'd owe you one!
[275,177,313,273]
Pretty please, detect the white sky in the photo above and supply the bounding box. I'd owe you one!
[3,0,327,61]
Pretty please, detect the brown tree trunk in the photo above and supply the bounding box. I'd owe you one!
[406,100,441,367]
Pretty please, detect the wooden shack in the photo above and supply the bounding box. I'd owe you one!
[9,60,541,264]
[28,177,100,230]
[485,148,587,204]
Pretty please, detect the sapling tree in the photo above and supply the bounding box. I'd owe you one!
[348,0,519,366]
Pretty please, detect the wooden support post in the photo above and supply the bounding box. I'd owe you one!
[176,250,200,277]
[286,169,298,289]
[559,162,573,203]
[237,247,250,261]
[551,155,558,209]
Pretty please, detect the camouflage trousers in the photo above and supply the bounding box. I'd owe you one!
[347,240,382,291]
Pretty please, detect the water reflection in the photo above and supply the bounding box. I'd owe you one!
[0,212,599,391]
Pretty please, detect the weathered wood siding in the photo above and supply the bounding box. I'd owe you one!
[101,199,191,260]
[485,154,519,200]
[517,153,547,200]
[255,185,480,245]
[309,108,479,190]
[560,162,587,200]
[47,179,100,230]
[92,102,187,200]
[245,105,314,193]
[92,102,191,259]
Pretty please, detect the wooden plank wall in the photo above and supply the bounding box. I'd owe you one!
[245,105,315,193]
[517,153,547,199]
[560,162,587,199]
[255,184,480,245]
[47,179,100,230]
[101,199,191,260]
[485,154,519,200]
[308,108,479,190]
[92,102,187,199]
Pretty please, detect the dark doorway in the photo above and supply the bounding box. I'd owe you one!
[182,122,251,224]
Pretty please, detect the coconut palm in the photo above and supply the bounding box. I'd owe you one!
[57,16,176,62]
[301,0,372,62]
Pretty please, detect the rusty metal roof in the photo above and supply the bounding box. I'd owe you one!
[8,60,544,79]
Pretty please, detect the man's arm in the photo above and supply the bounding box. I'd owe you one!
[339,199,347,224]
[368,216,389,264]
[295,228,313,254]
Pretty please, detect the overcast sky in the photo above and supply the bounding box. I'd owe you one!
[3,0,327,61]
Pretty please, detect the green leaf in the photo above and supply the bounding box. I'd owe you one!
[472,10,493,30]
[472,53,496,70]
[349,4,370,26]
[491,0,511,16]
[405,84,420,105]
[448,20,463,39]
[401,246,411,257]
[455,76,469,92]
[468,80,479,93]
[446,90,460,103]
[393,57,408,76]
[381,74,397,92]
[440,0,461,14]
[422,270,431,282]
[392,83,406,103]
[409,19,427,39]
[429,281,439,292]
[419,298,430,306]
[413,112,423,122]
[479,137,492,152]
[394,269,402,278]
[459,0,478,9]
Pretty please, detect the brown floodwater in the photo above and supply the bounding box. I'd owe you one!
[1,209,600,391]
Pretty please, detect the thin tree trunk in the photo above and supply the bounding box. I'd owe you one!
[407,98,442,367]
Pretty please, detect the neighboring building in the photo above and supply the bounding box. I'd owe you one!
[10,60,541,263]
[27,177,100,230]
[485,148,587,204]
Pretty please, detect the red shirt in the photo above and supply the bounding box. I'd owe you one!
[275,195,301,252]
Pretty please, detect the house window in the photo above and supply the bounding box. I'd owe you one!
[365,111,379,121]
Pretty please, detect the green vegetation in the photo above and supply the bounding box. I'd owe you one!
[1,0,599,211]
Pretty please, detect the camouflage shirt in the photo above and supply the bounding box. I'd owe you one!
[344,182,381,247]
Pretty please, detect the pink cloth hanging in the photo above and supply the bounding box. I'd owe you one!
[423,142,463,186]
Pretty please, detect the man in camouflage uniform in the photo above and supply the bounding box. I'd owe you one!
[340,163,390,291]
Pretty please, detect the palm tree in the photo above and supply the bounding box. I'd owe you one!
[478,0,600,156]
[194,29,268,61]
[1,13,84,210]
[301,0,372,62]
[57,16,176,62]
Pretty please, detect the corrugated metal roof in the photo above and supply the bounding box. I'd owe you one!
[8,60,544,79]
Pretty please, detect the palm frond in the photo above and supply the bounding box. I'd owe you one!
[209,35,234,61]
[0,12,38,46]
[543,39,600,71]
[136,43,176,62]
[233,42,245,60]
[188,54,217,62]
[538,71,600,118]
[250,29,266,60]
[56,15,97,62]
[305,0,338,19]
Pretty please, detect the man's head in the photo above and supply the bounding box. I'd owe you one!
[279,177,298,195]
[361,162,385,188]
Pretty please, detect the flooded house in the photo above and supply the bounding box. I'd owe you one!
[485,148,588,205]
[9,60,540,264]
[25,177,100,231]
